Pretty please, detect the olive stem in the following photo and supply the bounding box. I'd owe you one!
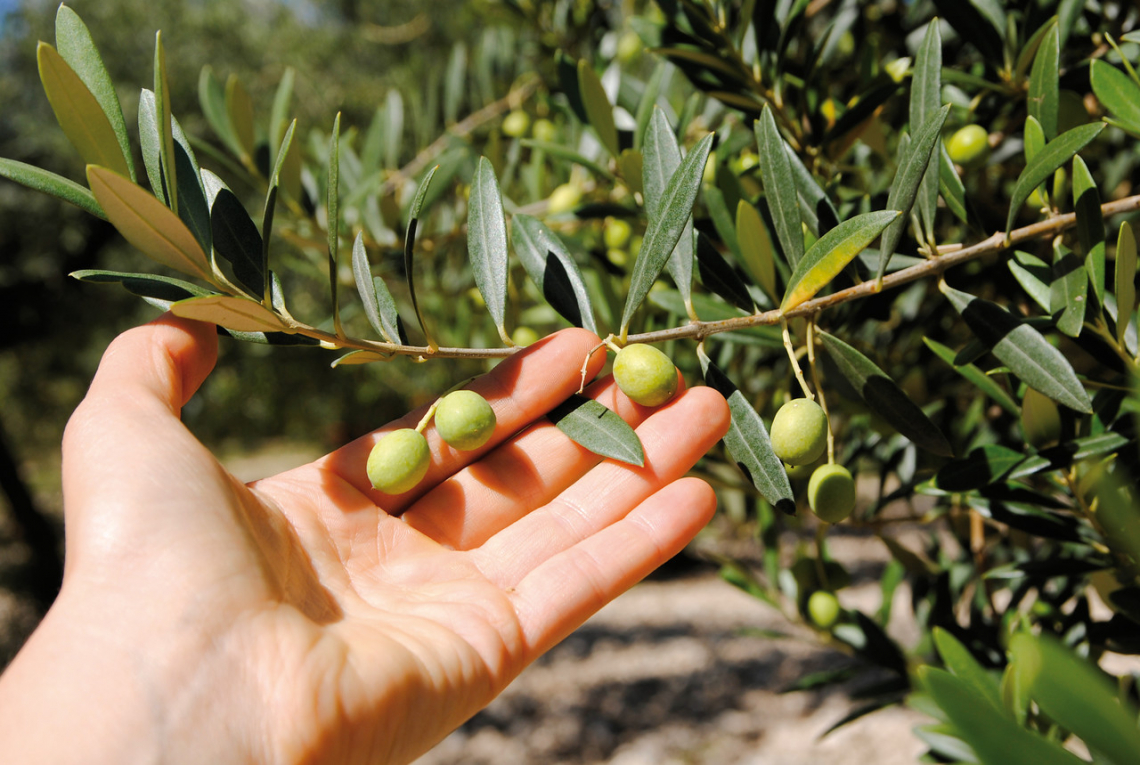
[781,318,814,401]
[578,340,611,394]
[414,399,441,434]
[806,321,835,464]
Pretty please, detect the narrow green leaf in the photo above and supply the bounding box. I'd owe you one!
[819,331,952,456]
[785,143,840,236]
[1007,431,1130,480]
[1072,155,1105,306]
[696,233,755,313]
[620,132,713,337]
[698,347,795,514]
[1014,16,1058,83]
[642,107,694,309]
[138,89,166,205]
[1010,633,1140,765]
[225,74,255,160]
[618,149,643,196]
[352,232,399,343]
[937,445,1028,491]
[1006,123,1105,234]
[0,157,105,219]
[172,138,210,258]
[878,104,951,280]
[198,67,239,156]
[577,59,619,159]
[54,4,134,182]
[1024,115,1045,163]
[1094,469,1140,569]
[261,119,296,298]
[910,20,942,241]
[519,140,616,182]
[1050,240,1087,338]
[703,183,740,260]
[153,31,176,215]
[37,42,131,178]
[171,294,290,334]
[938,143,969,224]
[70,269,215,308]
[924,337,1020,416]
[1008,250,1053,312]
[511,215,599,335]
[781,210,900,313]
[1027,21,1060,140]
[932,628,1003,712]
[633,61,668,152]
[443,42,466,126]
[327,112,342,332]
[87,166,211,283]
[468,156,511,344]
[384,90,403,170]
[941,284,1092,412]
[548,395,644,467]
[405,166,440,347]
[755,105,804,268]
[210,187,263,297]
[919,667,1085,765]
[268,67,295,166]
[1116,222,1136,345]
[1090,60,1140,136]
[736,199,777,301]
[331,350,392,367]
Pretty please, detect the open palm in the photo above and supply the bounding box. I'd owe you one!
[0,315,729,765]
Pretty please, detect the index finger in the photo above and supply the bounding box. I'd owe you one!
[315,328,607,512]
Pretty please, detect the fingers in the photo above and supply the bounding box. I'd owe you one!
[474,385,730,583]
[317,328,607,512]
[400,370,687,550]
[510,476,718,655]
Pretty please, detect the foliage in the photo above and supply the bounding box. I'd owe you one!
[5,0,1140,759]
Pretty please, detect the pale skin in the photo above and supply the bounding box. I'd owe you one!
[0,315,730,765]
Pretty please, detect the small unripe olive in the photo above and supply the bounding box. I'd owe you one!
[532,118,557,143]
[807,590,841,629]
[947,125,990,168]
[616,30,643,62]
[434,390,497,451]
[613,344,678,407]
[547,183,582,214]
[770,399,828,466]
[511,326,540,347]
[502,110,531,138]
[808,464,856,524]
[603,217,632,250]
[367,429,430,495]
[1021,387,1062,449]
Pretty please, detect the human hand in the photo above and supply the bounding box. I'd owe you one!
[0,315,729,765]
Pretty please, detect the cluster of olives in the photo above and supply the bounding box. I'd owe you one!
[770,399,856,524]
[366,390,497,494]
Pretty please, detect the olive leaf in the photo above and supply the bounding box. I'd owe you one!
[578,59,619,159]
[1090,60,1140,136]
[909,19,942,242]
[1116,222,1137,345]
[153,31,177,215]
[327,112,343,333]
[696,232,755,313]
[932,628,1002,712]
[878,104,951,281]
[268,67,295,167]
[405,165,440,347]
[87,165,212,283]
[1049,240,1086,339]
[1006,123,1105,234]
[262,118,297,303]
[1027,20,1060,140]
[71,268,215,311]
[0,158,104,219]
[170,294,291,333]
[923,337,1020,416]
[139,91,210,254]
[352,232,403,344]
[781,210,900,313]
[818,330,953,457]
[736,200,777,303]
[54,3,134,182]
[1007,431,1129,481]
[642,106,694,312]
[210,187,263,297]
[468,156,511,345]
[698,346,795,514]
[1008,250,1052,312]
[755,104,804,268]
[547,395,645,467]
[936,445,1024,491]
[620,132,714,338]
[1072,155,1105,306]
[511,214,599,335]
[225,74,255,161]
[198,66,241,157]
[37,42,132,179]
[941,283,1092,413]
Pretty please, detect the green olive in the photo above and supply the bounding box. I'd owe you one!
[434,390,497,451]
[547,182,582,214]
[603,217,632,250]
[1021,387,1062,449]
[947,125,990,168]
[367,429,430,494]
[807,590,841,629]
[770,399,828,466]
[502,110,531,138]
[532,118,557,143]
[613,344,678,407]
[808,463,856,524]
[511,326,541,347]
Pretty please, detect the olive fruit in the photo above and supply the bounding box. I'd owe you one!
[367,429,430,495]
[770,399,828,466]
[511,326,540,347]
[603,217,632,250]
[547,183,582,214]
[502,110,530,138]
[613,344,678,407]
[532,118,557,143]
[807,590,841,629]
[1021,387,1062,449]
[947,125,990,168]
[434,390,497,451]
[808,464,856,524]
